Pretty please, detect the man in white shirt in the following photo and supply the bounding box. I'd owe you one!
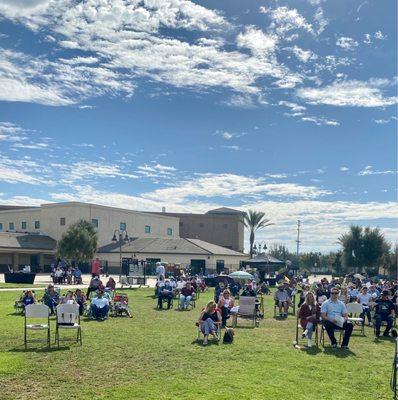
[155,262,165,279]
[90,290,110,320]
[321,288,353,349]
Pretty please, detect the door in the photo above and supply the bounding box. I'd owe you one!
[30,255,39,272]
[216,260,225,274]
[190,259,206,275]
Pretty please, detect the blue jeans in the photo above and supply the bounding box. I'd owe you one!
[90,304,109,319]
[306,322,314,340]
[179,295,191,309]
[375,314,393,336]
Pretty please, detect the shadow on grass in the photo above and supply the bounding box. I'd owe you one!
[322,347,356,358]
[299,346,322,355]
[9,346,70,353]
[190,339,220,347]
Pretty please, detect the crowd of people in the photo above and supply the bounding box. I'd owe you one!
[50,260,83,285]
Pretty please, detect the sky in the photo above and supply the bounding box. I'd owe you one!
[0,0,397,253]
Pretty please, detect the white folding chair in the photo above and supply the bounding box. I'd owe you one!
[55,304,82,347]
[232,296,259,328]
[24,304,50,349]
[346,303,365,336]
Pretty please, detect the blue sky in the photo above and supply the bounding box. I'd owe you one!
[0,0,396,252]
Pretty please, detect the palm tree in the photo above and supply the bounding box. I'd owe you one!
[244,210,274,258]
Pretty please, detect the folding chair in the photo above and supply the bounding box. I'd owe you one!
[196,321,222,342]
[24,304,50,349]
[346,303,365,336]
[178,293,196,310]
[232,297,259,328]
[295,315,319,347]
[55,304,82,347]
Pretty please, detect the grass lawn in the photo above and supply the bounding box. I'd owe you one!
[0,284,43,289]
[0,289,394,400]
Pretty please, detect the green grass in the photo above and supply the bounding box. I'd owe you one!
[0,289,394,400]
[0,283,43,289]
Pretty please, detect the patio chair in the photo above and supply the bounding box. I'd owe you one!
[346,303,365,336]
[295,315,319,347]
[55,304,82,347]
[232,297,259,328]
[24,304,50,349]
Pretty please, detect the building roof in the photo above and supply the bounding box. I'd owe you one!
[98,237,247,257]
[0,233,56,251]
[246,253,285,264]
[206,207,245,215]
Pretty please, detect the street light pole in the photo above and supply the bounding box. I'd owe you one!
[112,229,130,283]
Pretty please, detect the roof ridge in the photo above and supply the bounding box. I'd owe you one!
[185,238,212,255]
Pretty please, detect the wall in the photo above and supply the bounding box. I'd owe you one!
[0,208,42,233]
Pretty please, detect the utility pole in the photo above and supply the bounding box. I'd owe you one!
[296,219,301,256]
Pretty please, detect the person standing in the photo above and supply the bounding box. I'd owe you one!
[91,257,101,277]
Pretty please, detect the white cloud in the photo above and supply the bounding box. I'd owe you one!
[0,122,28,142]
[340,166,349,172]
[289,46,316,63]
[278,101,306,112]
[374,30,387,40]
[222,145,240,151]
[67,161,139,181]
[358,166,396,176]
[336,37,358,51]
[268,6,314,36]
[297,79,398,107]
[313,7,328,34]
[237,26,278,56]
[301,116,340,126]
[364,33,372,44]
[215,130,247,140]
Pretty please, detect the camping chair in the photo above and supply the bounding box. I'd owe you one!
[346,303,365,336]
[290,294,296,315]
[178,293,196,310]
[55,304,82,347]
[157,295,174,309]
[196,319,222,342]
[232,296,259,328]
[24,304,50,349]
[14,299,24,314]
[295,315,319,347]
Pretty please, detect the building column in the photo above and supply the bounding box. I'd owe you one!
[39,253,45,272]
[12,253,19,271]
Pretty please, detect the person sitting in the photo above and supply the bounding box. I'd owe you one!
[105,277,116,292]
[179,281,195,310]
[86,276,102,299]
[21,290,36,309]
[158,279,173,309]
[214,282,226,303]
[348,284,359,303]
[357,286,372,326]
[199,278,206,293]
[90,290,110,320]
[320,288,353,349]
[54,267,64,285]
[190,277,198,291]
[230,281,241,297]
[42,284,60,314]
[338,286,349,303]
[374,290,395,338]
[60,290,76,304]
[241,283,256,297]
[298,284,309,307]
[298,292,320,347]
[197,301,221,345]
[274,284,290,317]
[73,267,82,284]
[218,289,235,328]
[74,289,87,316]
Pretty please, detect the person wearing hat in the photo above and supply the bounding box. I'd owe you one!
[374,290,395,337]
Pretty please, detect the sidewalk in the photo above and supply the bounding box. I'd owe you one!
[0,273,157,291]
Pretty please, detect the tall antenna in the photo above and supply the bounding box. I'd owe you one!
[296,219,301,256]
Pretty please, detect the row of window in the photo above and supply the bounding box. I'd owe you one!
[0,221,40,231]
[0,219,173,236]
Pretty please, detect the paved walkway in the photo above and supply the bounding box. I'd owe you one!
[0,273,157,291]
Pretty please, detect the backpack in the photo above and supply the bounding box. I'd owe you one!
[223,328,234,344]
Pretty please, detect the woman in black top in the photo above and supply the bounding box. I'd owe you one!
[197,301,221,345]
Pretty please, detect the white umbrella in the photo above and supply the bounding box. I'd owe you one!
[354,273,365,279]
[228,271,254,280]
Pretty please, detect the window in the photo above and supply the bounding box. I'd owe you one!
[167,228,173,236]
[9,222,14,231]
[34,221,40,229]
[60,217,66,226]
[179,221,183,226]
[0,223,2,231]
[145,225,151,233]
[120,222,126,231]
[223,223,228,229]
[92,218,99,228]
[199,223,204,228]
[21,221,27,230]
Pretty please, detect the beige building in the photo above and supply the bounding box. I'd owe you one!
[0,202,180,247]
[150,207,245,252]
[98,237,248,274]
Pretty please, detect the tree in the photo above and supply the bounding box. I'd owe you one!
[57,219,98,264]
[243,210,273,258]
[338,225,390,273]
